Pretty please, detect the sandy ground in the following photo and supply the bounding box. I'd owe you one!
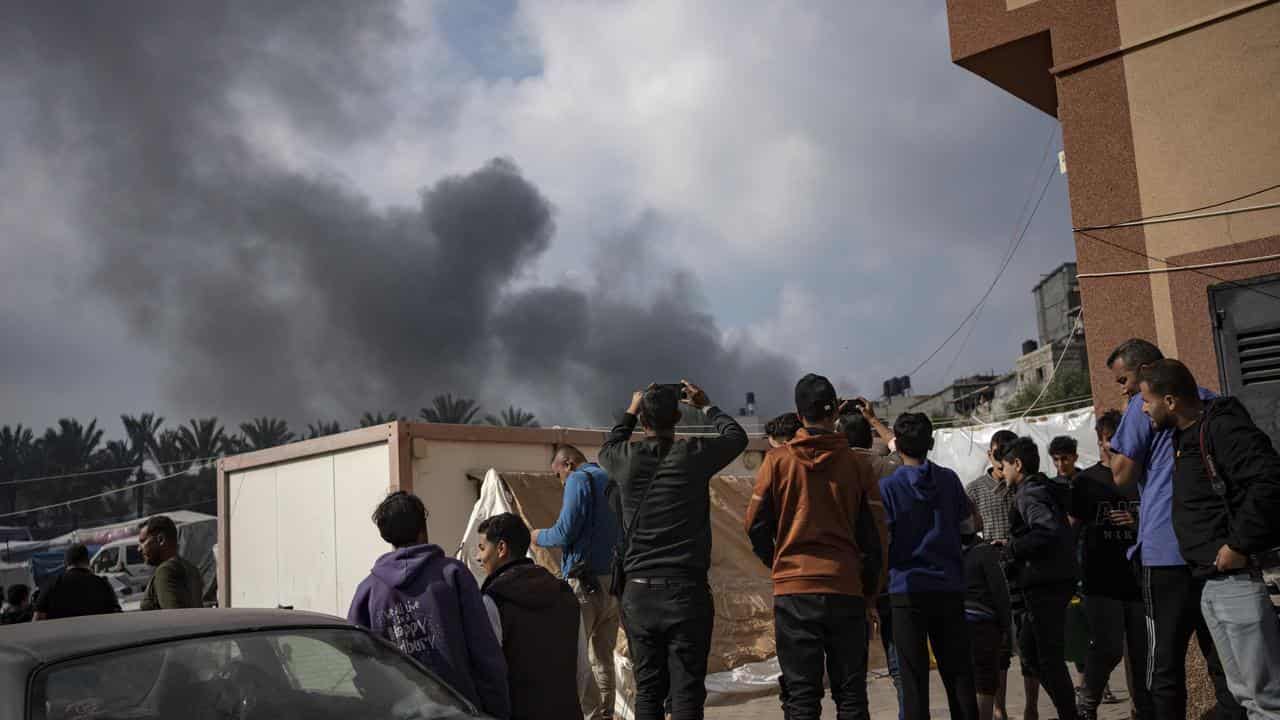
[706,663,1134,719]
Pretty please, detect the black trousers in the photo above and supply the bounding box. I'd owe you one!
[774,593,869,720]
[890,592,979,720]
[1142,565,1244,720]
[621,579,715,720]
[1080,594,1154,718]
[1015,583,1078,720]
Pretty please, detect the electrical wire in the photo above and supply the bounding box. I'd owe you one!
[1075,229,1280,304]
[0,455,220,487]
[0,459,215,520]
[1075,200,1280,231]
[1017,315,1085,421]
[1075,182,1280,230]
[1076,253,1280,278]
[906,150,1060,382]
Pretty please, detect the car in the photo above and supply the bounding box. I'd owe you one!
[0,608,490,720]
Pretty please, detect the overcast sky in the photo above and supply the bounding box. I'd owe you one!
[0,1,1073,434]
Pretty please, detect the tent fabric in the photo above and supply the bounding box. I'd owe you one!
[930,407,1100,483]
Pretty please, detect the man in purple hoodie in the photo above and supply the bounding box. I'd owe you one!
[348,491,511,719]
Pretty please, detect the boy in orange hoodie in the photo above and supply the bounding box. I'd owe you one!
[745,373,888,720]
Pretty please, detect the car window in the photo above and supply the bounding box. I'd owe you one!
[91,548,117,572]
[30,628,474,720]
[274,634,359,697]
[126,545,144,565]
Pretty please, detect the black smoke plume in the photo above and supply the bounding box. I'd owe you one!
[1,1,797,425]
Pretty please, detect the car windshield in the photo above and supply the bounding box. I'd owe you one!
[29,627,477,720]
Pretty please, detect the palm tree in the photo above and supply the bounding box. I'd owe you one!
[358,411,400,428]
[121,413,165,465]
[177,418,229,461]
[484,406,540,427]
[92,440,138,518]
[305,421,343,439]
[0,425,38,514]
[41,419,104,473]
[239,417,295,450]
[420,394,482,424]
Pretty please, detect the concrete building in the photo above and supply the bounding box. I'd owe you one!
[1033,262,1081,346]
[945,1,1280,445]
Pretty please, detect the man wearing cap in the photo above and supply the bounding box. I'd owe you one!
[746,373,888,720]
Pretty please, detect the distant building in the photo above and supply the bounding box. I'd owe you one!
[1033,262,1080,346]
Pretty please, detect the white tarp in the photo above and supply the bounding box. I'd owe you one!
[930,407,1099,484]
[455,469,517,580]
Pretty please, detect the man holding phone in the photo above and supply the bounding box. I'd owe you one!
[599,380,748,720]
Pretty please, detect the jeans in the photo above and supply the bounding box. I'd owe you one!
[621,579,714,720]
[1080,594,1153,718]
[890,592,978,720]
[1143,564,1244,720]
[572,576,621,720]
[1015,583,1078,720]
[877,594,904,720]
[774,593,869,720]
[1200,573,1280,719]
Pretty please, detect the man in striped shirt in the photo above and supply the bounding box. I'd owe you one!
[966,430,1019,543]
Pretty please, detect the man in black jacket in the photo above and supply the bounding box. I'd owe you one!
[1000,436,1079,720]
[599,380,748,720]
[1140,359,1280,715]
[34,543,122,620]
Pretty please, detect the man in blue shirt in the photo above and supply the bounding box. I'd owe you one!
[533,445,620,720]
[1105,338,1242,720]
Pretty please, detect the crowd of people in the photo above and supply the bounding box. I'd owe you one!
[6,336,1276,720]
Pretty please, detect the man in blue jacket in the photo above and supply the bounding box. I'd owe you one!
[533,444,620,720]
[348,491,510,719]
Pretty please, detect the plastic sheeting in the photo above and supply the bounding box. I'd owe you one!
[930,407,1100,484]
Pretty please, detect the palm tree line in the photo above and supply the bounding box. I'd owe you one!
[0,396,539,535]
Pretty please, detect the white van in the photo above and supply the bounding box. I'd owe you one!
[90,538,153,592]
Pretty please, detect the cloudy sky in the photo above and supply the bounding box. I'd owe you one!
[0,1,1073,433]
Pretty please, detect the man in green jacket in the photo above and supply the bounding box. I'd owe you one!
[138,515,203,610]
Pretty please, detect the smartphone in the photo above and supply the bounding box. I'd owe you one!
[655,383,689,400]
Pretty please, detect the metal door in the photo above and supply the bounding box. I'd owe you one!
[1210,274,1280,447]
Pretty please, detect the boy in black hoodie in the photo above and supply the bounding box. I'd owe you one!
[1140,359,1280,715]
[1000,436,1079,720]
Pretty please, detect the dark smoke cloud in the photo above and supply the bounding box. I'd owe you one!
[1,1,796,425]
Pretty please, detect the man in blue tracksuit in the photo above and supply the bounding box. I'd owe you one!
[533,445,620,720]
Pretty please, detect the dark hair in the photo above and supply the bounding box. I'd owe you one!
[64,542,90,567]
[892,413,934,459]
[1002,437,1040,475]
[6,583,29,606]
[764,413,802,442]
[140,515,178,544]
[990,430,1018,450]
[476,512,531,559]
[1048,436,1078,457]
[1106,338,1163,370]
[555,444,587,465]
[372,491,429,548]
[1095,409,1123,440]
[841,415,873,450]
[794,373,838,423]
[640,385,681,431]
[1139,358,1199,401]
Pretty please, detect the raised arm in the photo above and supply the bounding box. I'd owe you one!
[599,391,643,473]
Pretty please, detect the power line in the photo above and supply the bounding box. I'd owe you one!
[1017,315,1084,421]
[940,125,1062,384]
[1075,200,1280,232]
[1075,229,1280,304]
[0,460,215,520]
[1075,181,1280,231]
[906,152,1060,381]
[0,456,220,487]
[1076,253,1280,278]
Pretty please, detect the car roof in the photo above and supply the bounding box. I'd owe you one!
[0,609,352,665]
